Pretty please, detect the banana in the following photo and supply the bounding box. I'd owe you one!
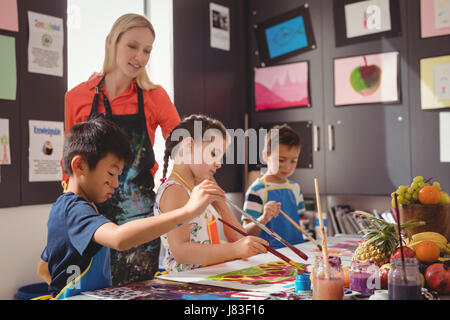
[407,239,447,252]
[410,232,448,245]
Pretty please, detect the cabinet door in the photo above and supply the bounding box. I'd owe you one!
[321,0,411,195]
[247,0,326,196]
[407,2,450,191]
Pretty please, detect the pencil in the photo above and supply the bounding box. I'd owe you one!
[218,218,304,272]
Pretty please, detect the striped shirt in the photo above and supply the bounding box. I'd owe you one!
[243,177,306,221]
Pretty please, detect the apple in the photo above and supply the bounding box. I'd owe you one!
[424,261,450,294]
[379,263,391,289]
[440,191,450,205]
[390,246,415,261]
[350,56,381,96]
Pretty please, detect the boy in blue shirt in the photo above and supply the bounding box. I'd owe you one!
[243,124,305,249]
[37,117,225,299]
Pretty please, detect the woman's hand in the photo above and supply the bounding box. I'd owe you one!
[259,201,281,224]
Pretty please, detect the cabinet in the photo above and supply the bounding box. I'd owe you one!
[247,0,415,196]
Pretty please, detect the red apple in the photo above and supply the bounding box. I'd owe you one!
[379,263,391,289]
[424,261,450,294]
[390,246,415,261]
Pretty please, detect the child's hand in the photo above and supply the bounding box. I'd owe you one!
[185,179,226,217]
[232,236,268,259]
[260,201,281,224]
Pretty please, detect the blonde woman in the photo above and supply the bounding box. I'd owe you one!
[63,13,180,286]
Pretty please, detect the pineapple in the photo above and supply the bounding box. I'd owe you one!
[352,211,425,267]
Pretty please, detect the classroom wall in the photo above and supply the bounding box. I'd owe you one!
[0,204,50,299]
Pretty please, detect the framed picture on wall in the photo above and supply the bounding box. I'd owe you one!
[254,4,316,66]
[334,51,400,106]
[421,0,450,38]
[420,55,450,110]
[254,61,310,111]
[333,0,401,47]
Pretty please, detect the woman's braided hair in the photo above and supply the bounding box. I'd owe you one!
[161,114,228,181]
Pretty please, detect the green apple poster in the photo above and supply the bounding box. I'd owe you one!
[334,51,399,106]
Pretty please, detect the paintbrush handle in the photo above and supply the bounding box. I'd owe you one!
[218,218,297,267]
[226,199,309,261]
[279,209,323,251]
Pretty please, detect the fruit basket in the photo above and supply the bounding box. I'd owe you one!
[399,204,450,241]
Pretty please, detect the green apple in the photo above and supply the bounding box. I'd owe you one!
[440,191,450,205]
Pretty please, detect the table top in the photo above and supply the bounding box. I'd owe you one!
[65,235,448,301]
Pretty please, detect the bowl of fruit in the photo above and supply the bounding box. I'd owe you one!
[392,176,450,241]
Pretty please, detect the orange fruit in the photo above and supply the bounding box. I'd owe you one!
[418,186,441,204]
[415,240,440,263]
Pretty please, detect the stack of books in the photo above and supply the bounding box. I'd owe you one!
[327,205,396,236]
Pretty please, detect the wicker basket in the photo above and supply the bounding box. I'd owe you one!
[399,204,450,241]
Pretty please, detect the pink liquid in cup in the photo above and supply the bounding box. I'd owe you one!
[313,276,345,300]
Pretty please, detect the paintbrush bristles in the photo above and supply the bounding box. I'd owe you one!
[314,178,331,280]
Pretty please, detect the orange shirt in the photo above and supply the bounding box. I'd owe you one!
[64,76,180,181]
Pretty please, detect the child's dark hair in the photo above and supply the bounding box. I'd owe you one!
[264,124,301,154]
[63,117,132,175]
[161,114,228,180]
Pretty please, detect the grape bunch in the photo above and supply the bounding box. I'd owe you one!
[391,176,444,208]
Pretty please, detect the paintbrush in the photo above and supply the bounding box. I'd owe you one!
[225,198,308,261]
[218,218,304,272]
[278,208,323,251]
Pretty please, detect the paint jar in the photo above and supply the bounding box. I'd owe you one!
[312,256,345,300]
[349,260,378,296]
[388,258,422,300]
[295,273,311,294]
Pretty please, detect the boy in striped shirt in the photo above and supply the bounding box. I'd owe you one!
[243,124,305,249]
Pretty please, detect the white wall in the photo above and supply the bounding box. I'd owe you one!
[0,204,51,299]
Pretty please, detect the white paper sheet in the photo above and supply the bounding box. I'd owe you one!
[27,11,64,77]
[440,112,450,163]
[28,120,64,182]
[210,2,230,51]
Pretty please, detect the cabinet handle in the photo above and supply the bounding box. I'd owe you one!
[313,125,320,152]
[328,124,335,151]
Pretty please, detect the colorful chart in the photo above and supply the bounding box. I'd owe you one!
[206,261,307,285]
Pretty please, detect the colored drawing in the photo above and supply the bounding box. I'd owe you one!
[421,0,450,38]
[420,55,450,109]
[206,261,307,285]
[334,51,399,106]
[311,240,359,256]
[254,61,309,111]
[82,279,254,300]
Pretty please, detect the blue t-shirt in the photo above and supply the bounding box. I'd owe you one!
[41,192,111,297]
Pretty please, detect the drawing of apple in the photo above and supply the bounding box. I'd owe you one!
[350,56,382,96]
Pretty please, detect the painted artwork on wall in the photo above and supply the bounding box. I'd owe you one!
[421,0,450,38]
[254,5,316,66]
[333,0,401,47]
[420,55,450,110]
[254,61,310,111]
[334,51,400,106]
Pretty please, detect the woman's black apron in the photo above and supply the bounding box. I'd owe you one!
[89,77,160,286]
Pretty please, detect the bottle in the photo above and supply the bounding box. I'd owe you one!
[388,258,422,300]
[312,256,345,300]
[295,273,311,295]
[349,260,379,297]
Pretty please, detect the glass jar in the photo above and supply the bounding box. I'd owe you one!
[388,258,422,300]
[312,256,345,300]
[349,260,378,297]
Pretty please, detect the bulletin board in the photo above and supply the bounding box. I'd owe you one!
[0,0,67,208]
